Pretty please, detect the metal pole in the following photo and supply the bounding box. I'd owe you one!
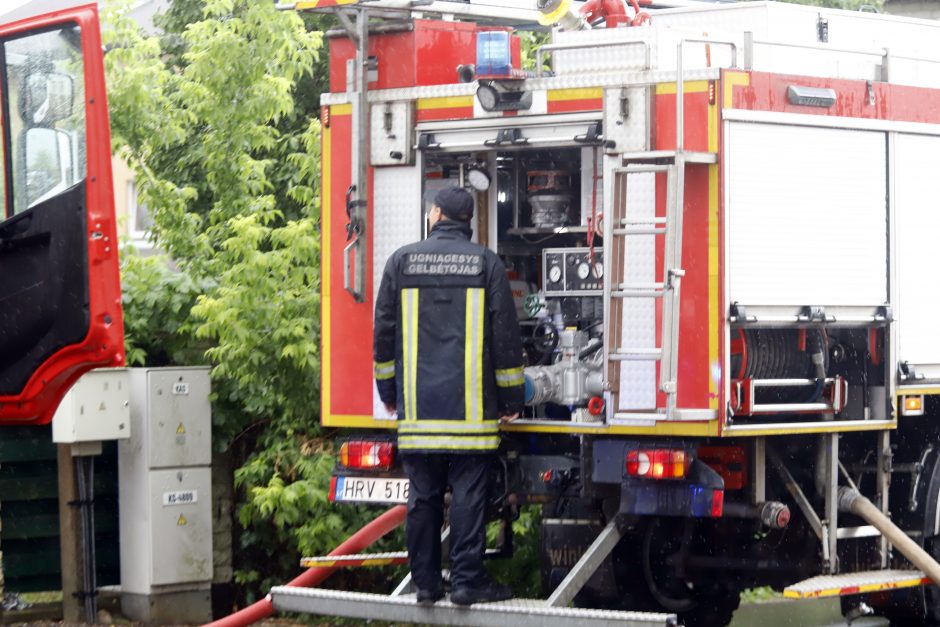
[354,7,369,302]
[824,433,839,573]
[877,430,892,568]
[546,519,623,607]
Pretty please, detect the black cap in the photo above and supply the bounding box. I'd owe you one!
[434,186,474,222]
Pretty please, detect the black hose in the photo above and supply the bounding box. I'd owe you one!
[73,456,98,624]
[578,340,603,361]
[806,329,827,402]
[74,457,92,623]
[88,457,97,621]
[530,321,559,365]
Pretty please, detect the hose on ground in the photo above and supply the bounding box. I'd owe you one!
[203,504,407,627]
[838,488,940,586]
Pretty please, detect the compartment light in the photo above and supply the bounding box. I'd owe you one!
[902,395,924,417]
[787,85,837,108]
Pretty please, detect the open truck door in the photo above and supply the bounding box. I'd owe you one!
[0,4,123,425]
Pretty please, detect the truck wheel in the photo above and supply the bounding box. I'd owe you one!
[614,517,742,627]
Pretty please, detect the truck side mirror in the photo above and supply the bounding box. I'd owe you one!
[24,71,74,125]
[24,126,74,206]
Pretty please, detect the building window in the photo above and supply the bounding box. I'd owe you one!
[127,179,154,251]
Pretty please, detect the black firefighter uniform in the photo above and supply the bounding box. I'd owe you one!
[372,219,525,451]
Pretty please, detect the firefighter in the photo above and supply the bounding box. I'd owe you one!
[373,185,525,606]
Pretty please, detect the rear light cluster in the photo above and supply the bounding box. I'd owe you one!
[339,441,395,470]
[626,449,689,480]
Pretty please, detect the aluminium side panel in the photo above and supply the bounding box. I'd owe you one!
[148,466,213,586]
[617,171,657,412]
[371,165,422,420]
[145,368,211,469]
[894,133,940,381]
[725,122,888,308]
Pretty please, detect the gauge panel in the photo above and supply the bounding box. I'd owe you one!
[542,248,604,296]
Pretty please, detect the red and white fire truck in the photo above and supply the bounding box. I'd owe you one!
[290,0,940,625]
[8,1,940,625]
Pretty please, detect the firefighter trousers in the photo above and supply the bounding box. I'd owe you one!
[401,452,493,592]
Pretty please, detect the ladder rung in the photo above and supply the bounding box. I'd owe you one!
[613,291,665,298]
[610,348,662,361]
[619,150,718,165]
[301,552,409,568]
[617,282,665,291]
[301,548,503,569]
[613,288,665,298]
[619,218,666,226]
[613,227,666,236]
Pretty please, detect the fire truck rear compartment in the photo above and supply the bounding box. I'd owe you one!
[421,144,608,423]
[419,132,890,430]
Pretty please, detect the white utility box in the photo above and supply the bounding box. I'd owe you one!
[52,368,130,443]
[119,367,213,624]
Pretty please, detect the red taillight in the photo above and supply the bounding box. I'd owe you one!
[711,489,724,517]
[328,475,338,502]
[626,449,689,480]
[339,441,395,470]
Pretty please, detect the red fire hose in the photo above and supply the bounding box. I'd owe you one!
[204,504,407,627]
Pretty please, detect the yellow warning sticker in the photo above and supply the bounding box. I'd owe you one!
[176,423,186,435]
[177,514,187,526]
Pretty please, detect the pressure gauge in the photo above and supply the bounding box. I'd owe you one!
[577,262,591,280]
[593,262,604,279]
[548,265,563,284]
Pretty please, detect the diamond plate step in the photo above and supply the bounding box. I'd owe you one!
[270,587,678,627]
[784,569,930,599]
[301,551,409,568]
[300,548,502,569]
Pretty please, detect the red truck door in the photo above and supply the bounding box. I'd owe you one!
[0,4,124,424]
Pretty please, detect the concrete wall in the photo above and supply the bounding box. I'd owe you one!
[885,0,940,20]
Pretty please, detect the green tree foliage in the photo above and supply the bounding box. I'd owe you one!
[120,252,212,367]
[102,0,386,593]
[764,0,885,9]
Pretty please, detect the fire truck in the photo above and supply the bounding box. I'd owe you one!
[272,0,940,625]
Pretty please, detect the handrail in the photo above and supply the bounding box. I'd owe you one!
[743,37,940,83]
[535,40,652,78]
[676,38,737,153]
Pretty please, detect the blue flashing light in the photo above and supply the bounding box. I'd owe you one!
[476,31,512,78]
[689,485,715,517]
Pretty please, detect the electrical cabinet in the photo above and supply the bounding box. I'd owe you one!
[52,368,130,443]
[119,367,213,623]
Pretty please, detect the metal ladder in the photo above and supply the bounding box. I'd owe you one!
[604,150,715,421]
[604,39,733,421]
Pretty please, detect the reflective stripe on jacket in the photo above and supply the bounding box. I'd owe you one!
[373,220,525,453]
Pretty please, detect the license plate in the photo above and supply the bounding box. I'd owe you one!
[333,476,410,504]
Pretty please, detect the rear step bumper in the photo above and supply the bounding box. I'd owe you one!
[784,569,930,599]
[270,587,678,627]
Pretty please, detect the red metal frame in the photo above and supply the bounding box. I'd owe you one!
[329,20,478,93]
[0,4,124,425]
[653,86,715,412]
